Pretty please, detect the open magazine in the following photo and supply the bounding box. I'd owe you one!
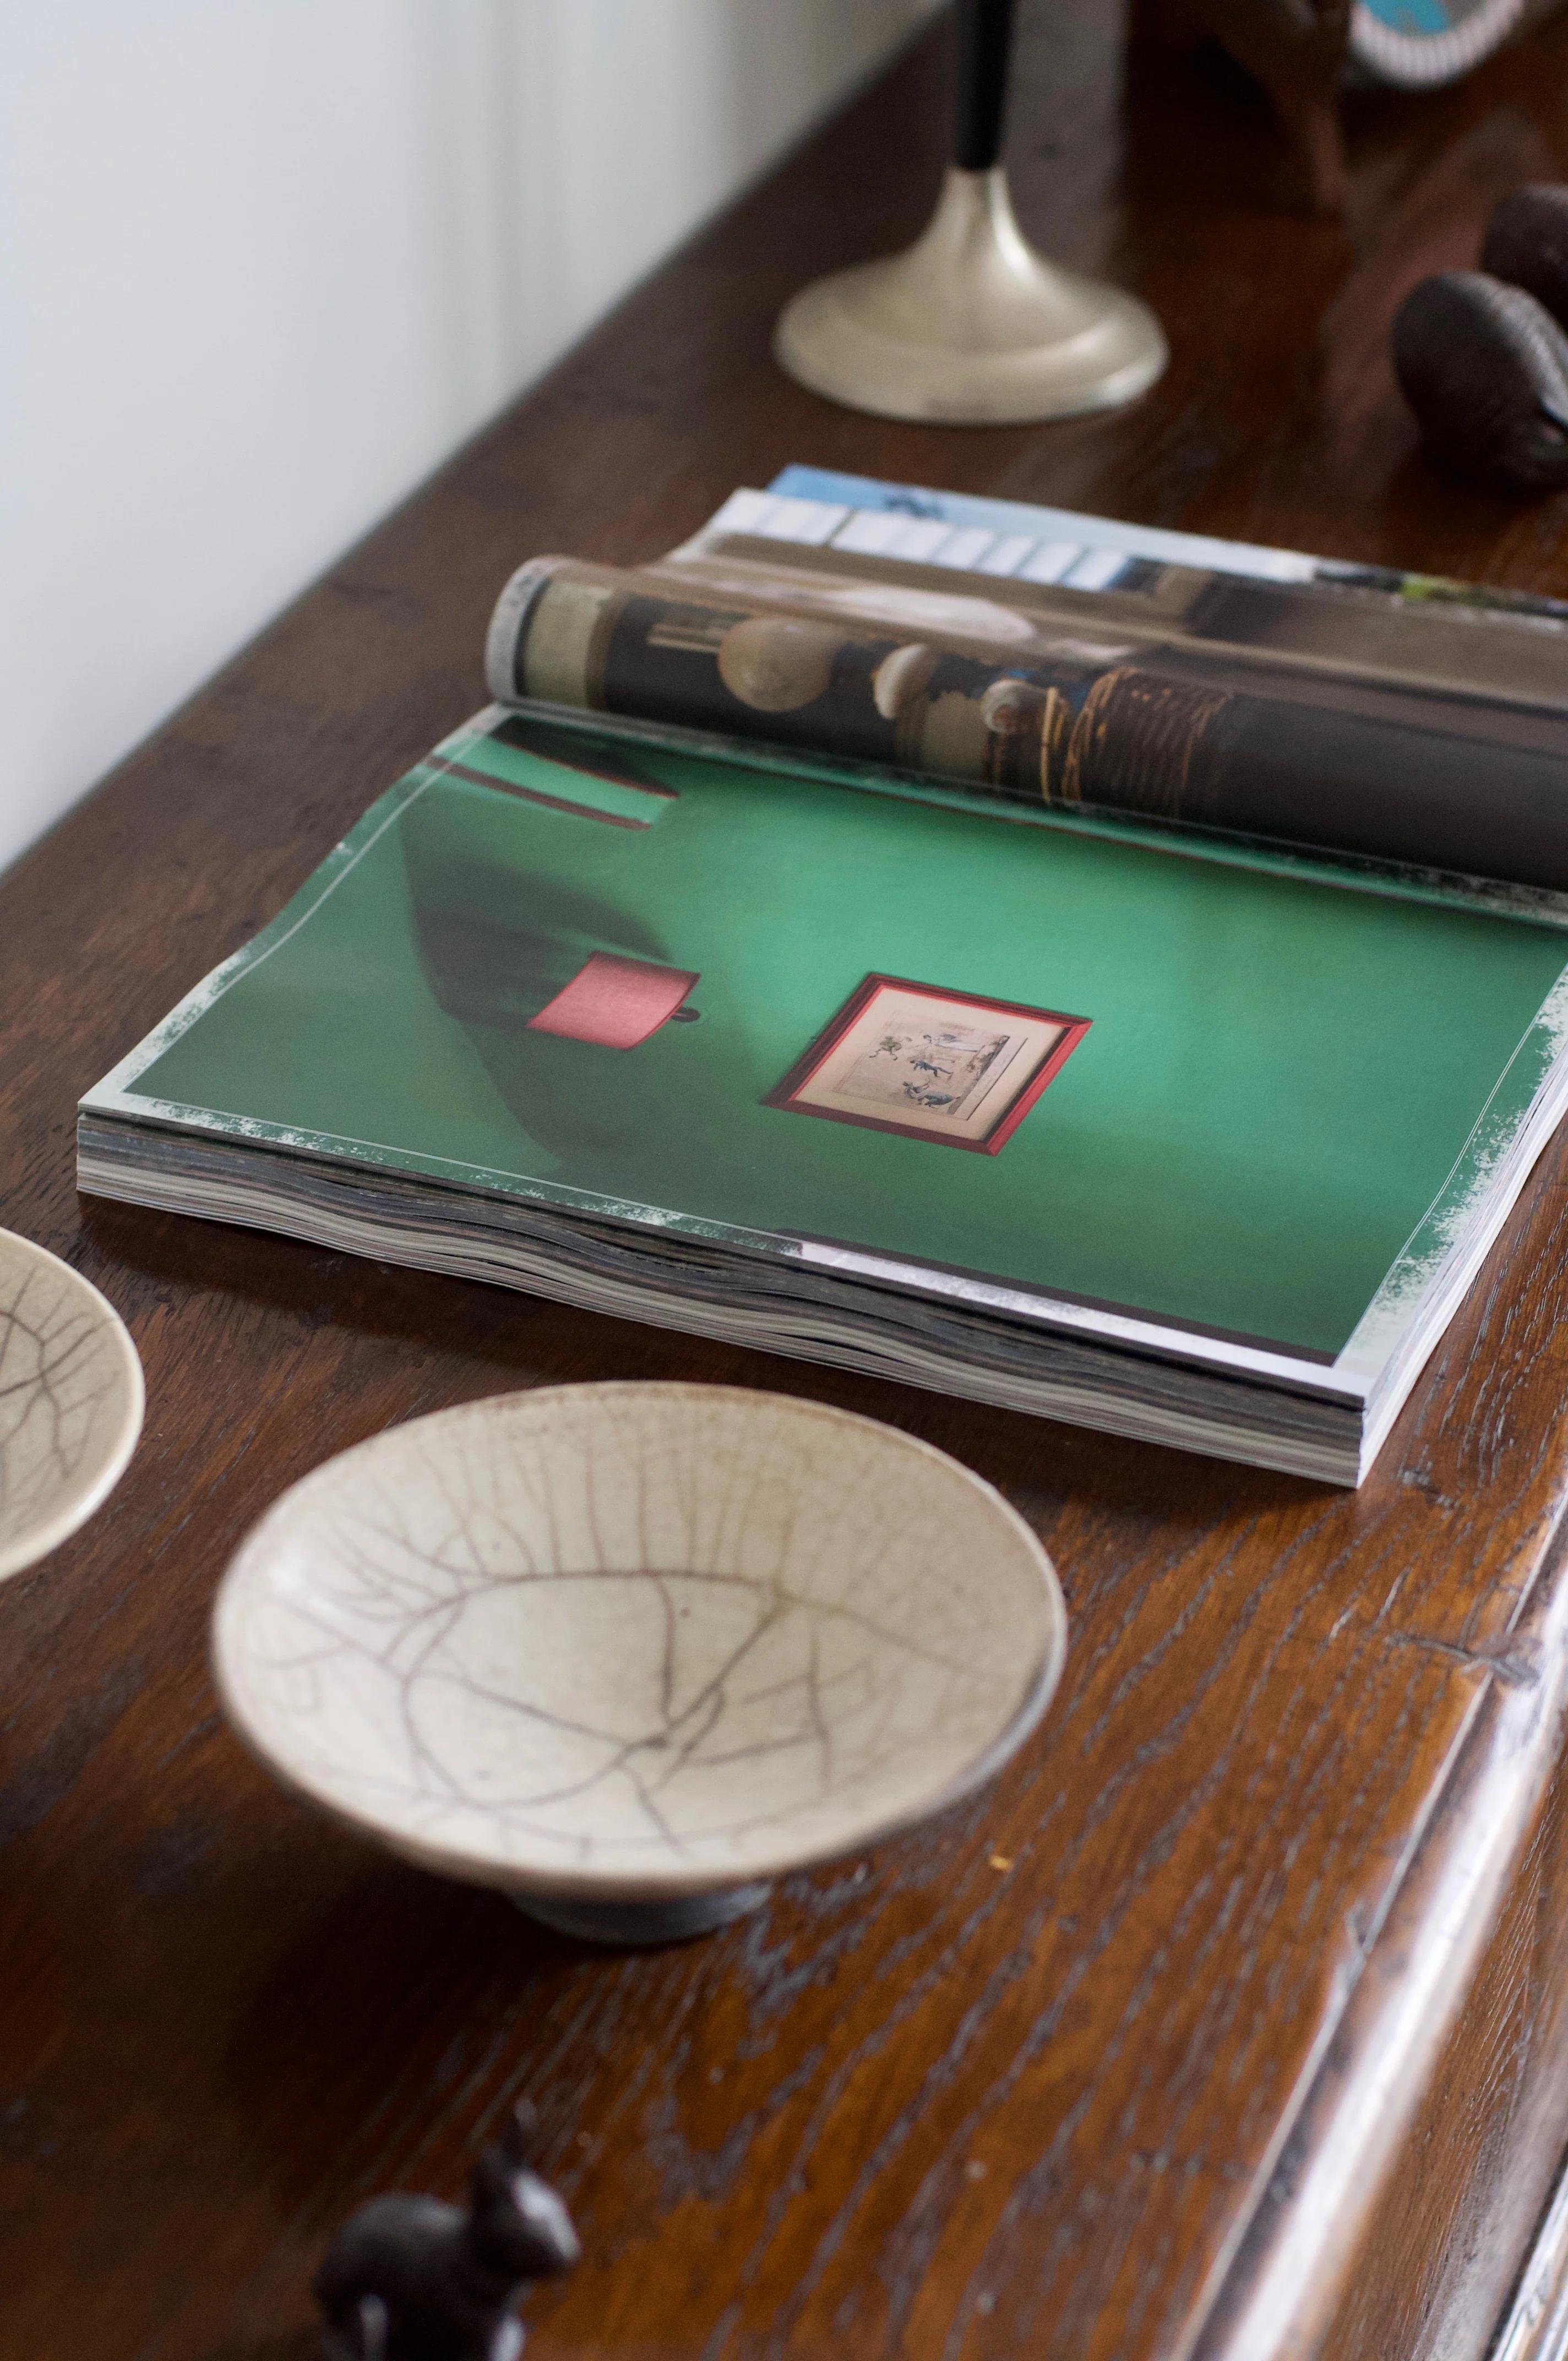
[78,469,1568,1484]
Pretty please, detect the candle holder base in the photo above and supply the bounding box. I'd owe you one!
[774,166,1167,427]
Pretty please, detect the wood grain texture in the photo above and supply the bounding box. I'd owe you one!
[1493,2139,1568,2361]
[6,8,1568,2357]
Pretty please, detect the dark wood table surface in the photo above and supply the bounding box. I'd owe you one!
[10,10,1568,2358]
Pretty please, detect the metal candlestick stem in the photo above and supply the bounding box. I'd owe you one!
[773,0,1166,426]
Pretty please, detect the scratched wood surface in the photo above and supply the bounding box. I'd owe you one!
[7,9,1568,2359]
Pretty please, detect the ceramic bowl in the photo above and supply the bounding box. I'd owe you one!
[212,1382,1067,1943]
[0,1228,144,1584]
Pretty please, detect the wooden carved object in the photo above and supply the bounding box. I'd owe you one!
[1393,186,1568,491]
[1144,0,1354,213]
[1392,269,1568,489]
[314,2105,579,2361]
[1483,182,1568,324]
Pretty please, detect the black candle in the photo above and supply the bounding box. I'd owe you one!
[954,0,1017,172]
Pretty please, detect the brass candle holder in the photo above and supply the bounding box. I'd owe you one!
[774,0,1167,426]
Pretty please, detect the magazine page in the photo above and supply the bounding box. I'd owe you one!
[683,489,1568,709]
[484,541,1568,891]
[81,706,1568,1448]
[764,464,1568,628]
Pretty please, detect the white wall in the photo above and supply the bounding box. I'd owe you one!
[0,0,939,879]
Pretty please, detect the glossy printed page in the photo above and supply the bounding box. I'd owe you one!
[487,531,1568,892]
[765,465,1568,629]
[84,709,1568,1374]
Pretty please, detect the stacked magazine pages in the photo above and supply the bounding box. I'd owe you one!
[79,466,1568,1484]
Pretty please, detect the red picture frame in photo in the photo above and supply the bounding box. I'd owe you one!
[766,973,1091,1155]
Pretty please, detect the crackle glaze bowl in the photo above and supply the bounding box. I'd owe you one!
[0,1228,144,1584]
[212,1381,1066,1944]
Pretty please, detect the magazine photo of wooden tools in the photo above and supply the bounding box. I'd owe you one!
[77,471,1568,1486]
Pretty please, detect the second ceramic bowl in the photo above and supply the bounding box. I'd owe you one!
[0,1228,144,1584]
[213,1381,1066,1943]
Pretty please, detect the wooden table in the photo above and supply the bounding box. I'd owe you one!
[9,11,1568,2358]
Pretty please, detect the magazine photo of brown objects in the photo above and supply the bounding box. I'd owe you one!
[498,553,1568,889]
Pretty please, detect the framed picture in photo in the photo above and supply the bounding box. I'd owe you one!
[767,975,1090,1154]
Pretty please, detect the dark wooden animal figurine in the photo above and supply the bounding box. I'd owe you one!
[314,2103,579,2361]
[1136,0,1354,214]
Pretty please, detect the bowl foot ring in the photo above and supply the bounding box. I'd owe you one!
[516,1883,774,1946]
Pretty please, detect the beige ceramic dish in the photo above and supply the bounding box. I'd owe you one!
[0,1228,144,1584]
[212,1381,1066,1943]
